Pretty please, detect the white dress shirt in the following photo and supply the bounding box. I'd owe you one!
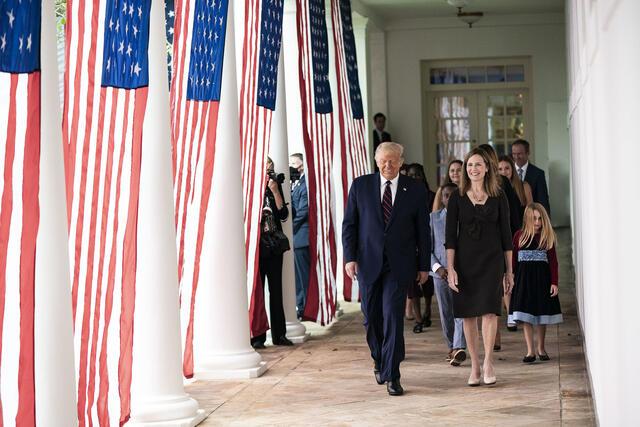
[516,162,529,180]
[379,173,399,204]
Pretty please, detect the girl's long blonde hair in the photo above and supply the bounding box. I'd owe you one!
[519,203,556,250]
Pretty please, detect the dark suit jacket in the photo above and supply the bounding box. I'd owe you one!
[291,175,309,249]
[524,163,551,214]
[342,173,430,285]
[372,129,392,153]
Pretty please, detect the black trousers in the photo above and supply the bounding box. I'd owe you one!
[360,269,408,382]
[251,253,286,345]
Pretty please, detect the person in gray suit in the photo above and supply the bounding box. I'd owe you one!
[430,182,466,366]
[290,153,310,319]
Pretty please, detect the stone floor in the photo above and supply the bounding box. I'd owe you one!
[187,228,596,426]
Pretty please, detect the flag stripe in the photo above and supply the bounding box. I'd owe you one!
[15,72,40,426]
[182,103,218,377]
[0,74,18,425]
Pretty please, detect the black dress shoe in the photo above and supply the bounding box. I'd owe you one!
[523,354,536,363]
[272,336,294,346]
[386,379,404,396]
[251,342,266,349]
[374,368,384,385]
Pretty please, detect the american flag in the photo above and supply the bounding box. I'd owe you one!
[297,0,337,325]
[62,0,155,421]
[1,0,77,423]
[330,0,368,302]
[238,0,285,338]
[0,0,41,423]
[170,0,229,378]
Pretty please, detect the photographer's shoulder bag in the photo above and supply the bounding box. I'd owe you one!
[260,200,290,258]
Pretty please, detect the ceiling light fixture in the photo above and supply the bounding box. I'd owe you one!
[457,9,483,28]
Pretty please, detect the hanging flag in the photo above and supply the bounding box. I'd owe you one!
[330,0,369,302]
[297,0,337,325]
[170,0,229,378]
[62,0,158,422]
[237,0,285,338]
[0,0,41,424]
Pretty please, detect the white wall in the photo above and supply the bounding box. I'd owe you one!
[566,0,640,424]
[382,13,570,225]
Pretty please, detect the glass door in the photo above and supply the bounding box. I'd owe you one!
[478,90,529,157]
[426,91,478,185]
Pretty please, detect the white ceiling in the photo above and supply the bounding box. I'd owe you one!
[358,0,564,21]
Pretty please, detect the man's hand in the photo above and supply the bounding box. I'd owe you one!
[345,262,358,280]
[435,267,448,280]
[416,271,428,285]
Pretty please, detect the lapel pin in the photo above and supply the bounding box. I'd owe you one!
[403,187,407,191]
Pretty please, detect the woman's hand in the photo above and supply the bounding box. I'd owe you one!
[267,178,279,193]
[550,284,559,297]
[503,273,514,295]
[447,268,459,293]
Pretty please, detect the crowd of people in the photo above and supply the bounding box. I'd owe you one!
[342,112,561,395]
[252,112,562,397]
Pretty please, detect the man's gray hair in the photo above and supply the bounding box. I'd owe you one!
[375,142,404,160]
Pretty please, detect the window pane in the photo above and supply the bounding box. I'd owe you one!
[487,96,504,116]
[430,68,447,84]
[508,116,525,139]
[437,119,470,142]
[505,94,524,115]
[468,67,486,83]
[434,97,451,118]
[437,143,472,164]
[488,117,504,140]
[450,67,467,84]
[506,65,525,82]
[487,66,505,83]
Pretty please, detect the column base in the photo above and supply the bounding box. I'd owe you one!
[286,320,309,343]
[128,395,206,426]
[195,348,267,379]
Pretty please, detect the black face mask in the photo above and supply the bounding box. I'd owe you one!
[289,166,301,182]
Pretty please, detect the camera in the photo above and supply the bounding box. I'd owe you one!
[268,171,286,184]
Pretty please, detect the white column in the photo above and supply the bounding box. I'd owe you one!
[127,0,204,423]
[33,0,77,423]
[192,0,266,380]
[270,50,308,343]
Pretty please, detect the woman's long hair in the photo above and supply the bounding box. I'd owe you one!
[460,147,501,197]
[499,155,526,206]
[443,159,463,185]
[519,203,556,251]
[433,160,463,211]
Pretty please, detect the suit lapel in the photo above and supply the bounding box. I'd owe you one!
[372,173,384,227]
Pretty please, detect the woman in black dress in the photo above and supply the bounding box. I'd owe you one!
[445,148,514,386]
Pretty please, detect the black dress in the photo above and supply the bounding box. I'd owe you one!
[445,190,512,317]
[508,230,563,325]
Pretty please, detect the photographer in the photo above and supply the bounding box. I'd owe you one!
[251,157,294,349]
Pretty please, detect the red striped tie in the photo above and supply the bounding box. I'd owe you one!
[382,180,393,225]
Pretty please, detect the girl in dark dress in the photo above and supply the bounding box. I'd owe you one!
[509,204,562,363]
[446,148,514,386]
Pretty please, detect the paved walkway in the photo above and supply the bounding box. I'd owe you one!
[187,228,595,426]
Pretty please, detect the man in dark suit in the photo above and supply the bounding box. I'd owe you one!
[511,139,551,214]
[290,153,309,319]
[372,112,392,154]
[342,142,430,396]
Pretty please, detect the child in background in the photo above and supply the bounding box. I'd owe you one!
[430,183,466,365]
[509,203,563,363]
